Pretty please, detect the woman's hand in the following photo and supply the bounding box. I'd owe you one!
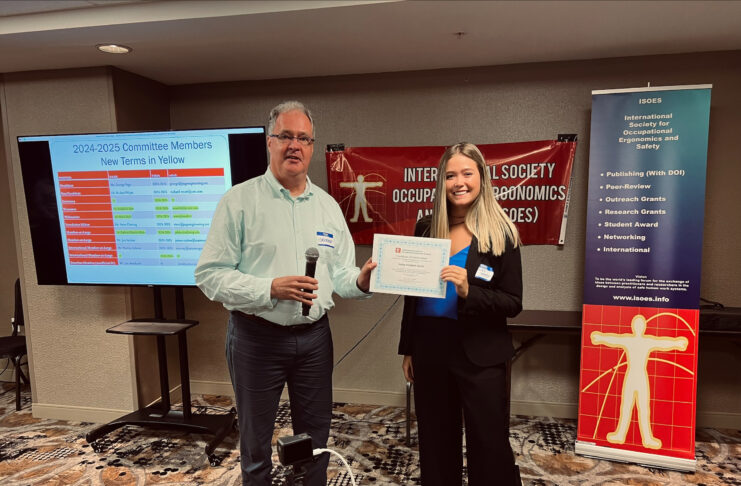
[402,355,414,383]
[441,265,468,299]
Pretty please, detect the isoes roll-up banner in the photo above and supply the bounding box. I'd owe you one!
[325,140,577,246]
[575,85,712,471]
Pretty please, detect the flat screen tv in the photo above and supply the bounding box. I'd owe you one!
[18,127,267,286]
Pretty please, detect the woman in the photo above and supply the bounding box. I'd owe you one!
[398,142,523,486]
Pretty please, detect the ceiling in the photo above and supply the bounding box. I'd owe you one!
[1,0,741,86]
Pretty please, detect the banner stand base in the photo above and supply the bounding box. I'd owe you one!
[574,441,696,472]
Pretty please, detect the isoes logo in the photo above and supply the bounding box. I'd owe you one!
[395,247,402,253]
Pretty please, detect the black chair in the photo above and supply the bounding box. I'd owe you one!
[0,278,29,410]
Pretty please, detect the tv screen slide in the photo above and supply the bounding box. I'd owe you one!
[18,127,267,286]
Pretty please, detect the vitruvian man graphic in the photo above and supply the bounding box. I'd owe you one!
[339,174,384,223]
[583,312,692,450]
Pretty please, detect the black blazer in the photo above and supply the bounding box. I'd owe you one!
[398,216,523,367]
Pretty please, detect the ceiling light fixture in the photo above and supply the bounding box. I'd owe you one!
[96,44,132,54]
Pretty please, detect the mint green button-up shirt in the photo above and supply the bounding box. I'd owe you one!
[195,168,367,325]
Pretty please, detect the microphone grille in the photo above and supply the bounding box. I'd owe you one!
[305,247,319,262]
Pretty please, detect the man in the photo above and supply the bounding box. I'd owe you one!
[195,101,375,485]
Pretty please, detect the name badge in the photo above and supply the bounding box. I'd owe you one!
[475,264,494,282]
[317,231,335,248]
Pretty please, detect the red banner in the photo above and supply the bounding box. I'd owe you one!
[326,140,577,245]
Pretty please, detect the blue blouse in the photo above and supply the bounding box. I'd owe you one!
[416,245,470,320]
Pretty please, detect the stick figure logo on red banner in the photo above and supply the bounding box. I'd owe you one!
[586,313,690,449]
[339,174,384,223]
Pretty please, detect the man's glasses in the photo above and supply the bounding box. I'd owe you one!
[269,134,315,146]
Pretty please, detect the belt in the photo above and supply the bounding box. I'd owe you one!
[231,310,321,332]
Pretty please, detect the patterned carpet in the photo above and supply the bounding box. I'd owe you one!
[1,383,740,485]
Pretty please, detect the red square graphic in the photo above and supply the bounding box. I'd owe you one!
[650,376,678,401]
[579,391,602,416]
[673,377,696,403]
[673,349,698,370]
[670,424,694,453]
[672,401,695,424]
[577,304,698,458]
[578,414,598,438]
[651,399,675,425]
[583,304,603,323]
[601,305,623,326]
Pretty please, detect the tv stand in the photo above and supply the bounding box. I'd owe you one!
[85,287,236,466]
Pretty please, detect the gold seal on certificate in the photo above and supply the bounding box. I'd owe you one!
[369,233,452,298]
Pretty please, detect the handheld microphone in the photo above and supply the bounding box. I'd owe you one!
[302,247,319,316]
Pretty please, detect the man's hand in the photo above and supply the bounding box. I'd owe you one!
[356,258,377,293]
[441,265,468,299]
[402,355,414,383]
[270,276,318,305]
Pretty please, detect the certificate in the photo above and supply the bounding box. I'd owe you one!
[370,233,451,298]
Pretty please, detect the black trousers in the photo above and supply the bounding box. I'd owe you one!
[227,312,333,486]
[412,316,518,486]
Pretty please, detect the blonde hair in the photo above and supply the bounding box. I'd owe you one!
[430,142,521,255]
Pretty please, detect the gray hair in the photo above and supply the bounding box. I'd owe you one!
[267,100,315,138]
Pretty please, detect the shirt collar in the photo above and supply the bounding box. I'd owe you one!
[263,167,314,200]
